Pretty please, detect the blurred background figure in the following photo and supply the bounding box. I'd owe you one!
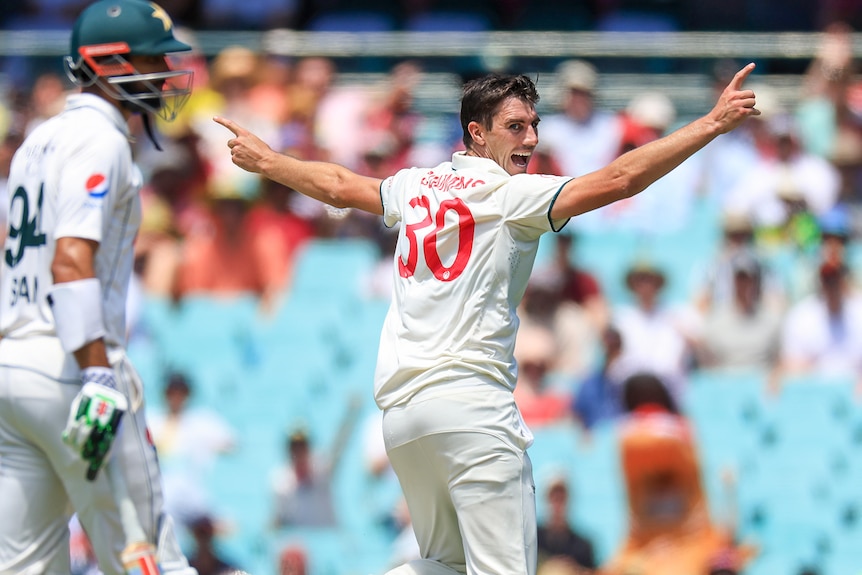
[779,261,862,385]
[187,513,241,575]
[518,263,602,384]
[541,59,623,181]
[724,113,841,249]
[270,428,338,528]
[691,209,785,314]
[570,325,629,433]
[173,173,291,312]
[613,261,696,398]
[797,21,862,207]
[513,322,572,429]
[601,373,754,575]
[536,473,597,573]
[147,372,237,524]
[696,250,784,372]
[277,545,307,575]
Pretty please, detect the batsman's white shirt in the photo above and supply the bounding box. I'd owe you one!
[375,152,571,411]
[0,93,141,375]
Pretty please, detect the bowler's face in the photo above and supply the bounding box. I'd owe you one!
[474,97,540,175]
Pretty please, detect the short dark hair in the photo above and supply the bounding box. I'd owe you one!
[460,74,540,151]
[622,372,679,414]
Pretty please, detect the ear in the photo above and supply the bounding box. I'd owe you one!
[467,120,485,147]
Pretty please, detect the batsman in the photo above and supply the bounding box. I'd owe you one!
[0,1,197,574]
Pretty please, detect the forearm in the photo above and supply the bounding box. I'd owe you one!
[610,115,721,199]
[216,116,384,215]
[52,237,110,368]
[260,152,360,209]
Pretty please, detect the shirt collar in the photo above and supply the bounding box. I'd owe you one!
[65,93,130,138]
[451,151,510,177]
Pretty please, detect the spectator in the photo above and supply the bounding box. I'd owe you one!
[539,58,626,231]
[797,22,862,177]
[187,514,240,575]
[147,372,237,523]
[571,325,629,432]
[786,203,860,300]
[134,136,208,298]
[173,173,289,311]
[513,323,572,428]
[543,232,610,333]
[697,250,784,371]
[724,114,841,243]
[779,261,862,383]
[519,265,602,382]
[195,45,281,197]
[602,373,754,575]
[271,428,337,528]
[536,474,597,572]
[245,179,315,299]
[278,545,308,575]
[605,90,704,235]
[691,210,785,314]
[540,59,623,180]
[361,60,435,176]
[22,71,68,135]
[613,261,695,397]
[148,372,237,468]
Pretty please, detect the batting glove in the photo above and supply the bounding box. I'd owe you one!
[62,366,128,481]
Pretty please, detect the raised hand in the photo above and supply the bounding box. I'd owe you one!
[710,62,760,134]
[213,116,274,175]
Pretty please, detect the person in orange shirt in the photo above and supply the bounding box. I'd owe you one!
[601,373,754,575]
[174,173,294,311]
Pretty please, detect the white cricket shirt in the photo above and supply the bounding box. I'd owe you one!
[374,152,571,410]
[0,93,141,352]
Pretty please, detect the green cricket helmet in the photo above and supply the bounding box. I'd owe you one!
[65,0,193,121]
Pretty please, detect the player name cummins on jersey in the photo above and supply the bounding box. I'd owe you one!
[373,152,572,410]
[0,93,141,355]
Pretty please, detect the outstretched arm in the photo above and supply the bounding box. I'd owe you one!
[551,63,760,220]
[214,116,385,215]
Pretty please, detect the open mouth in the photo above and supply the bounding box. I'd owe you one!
[512,153,530,169]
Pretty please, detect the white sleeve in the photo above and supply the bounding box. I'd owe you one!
[53,137,125,243]
[502,173,572,236]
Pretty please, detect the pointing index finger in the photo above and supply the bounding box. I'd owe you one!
[729,62,756,90]
[213,116,244,136]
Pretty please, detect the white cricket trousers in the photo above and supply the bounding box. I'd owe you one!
[0,337,191,575]
[382,385,537,575]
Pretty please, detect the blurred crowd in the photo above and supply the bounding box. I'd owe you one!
[2,14,862,575]
[2,0,861,33]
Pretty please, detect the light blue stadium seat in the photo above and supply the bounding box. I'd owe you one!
[138,294,259,376]
[290,238,379,303]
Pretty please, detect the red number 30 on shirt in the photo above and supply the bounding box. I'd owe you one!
[399,195,475,282]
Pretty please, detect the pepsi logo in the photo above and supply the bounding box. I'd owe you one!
[86,174,109,198]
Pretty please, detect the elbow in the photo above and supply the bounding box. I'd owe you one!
[325,169,363,209]
[327,181,353,209]
[610,171,638,201]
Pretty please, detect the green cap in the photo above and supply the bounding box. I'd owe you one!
[70,0,191,58]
